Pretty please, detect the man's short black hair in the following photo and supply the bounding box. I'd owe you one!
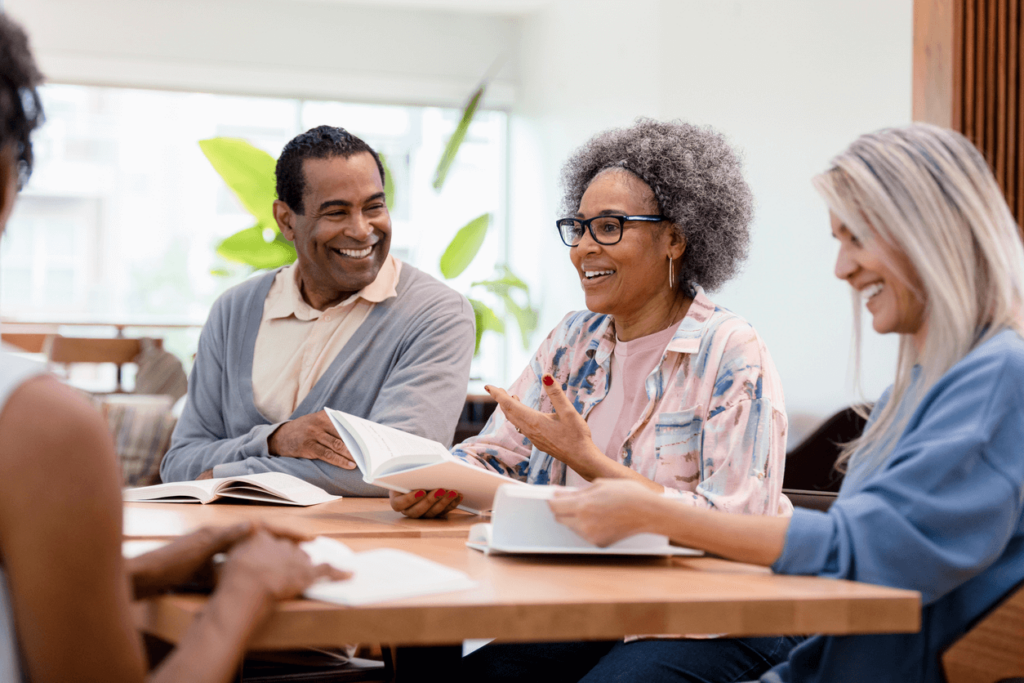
[275,125,385,214]
[0,13,44,188]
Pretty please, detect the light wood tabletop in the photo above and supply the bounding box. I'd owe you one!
[123,498,479,540]
[134,536,921,649]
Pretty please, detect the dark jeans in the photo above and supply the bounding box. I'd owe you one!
[455,636,803,683]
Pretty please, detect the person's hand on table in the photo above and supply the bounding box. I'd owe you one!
[127,521,320,598]
[390,488,463,518]
[486,373,602,474]
[218,528,349,603]
[548,479,663,547]
[267,411,357,470]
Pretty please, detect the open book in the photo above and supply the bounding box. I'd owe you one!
[324,408,527,514]
[467,484,703,556]
[301,537,476,605]
[123,472,339,506]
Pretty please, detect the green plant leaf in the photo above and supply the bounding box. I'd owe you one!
[440,213,490,279]
[379,153,396,211]
[199,138,278,227]
[216,224,297,269]
[433,85,485,191]
[471,267,530,296]
[469,297,504,355]
[497,292,539,349]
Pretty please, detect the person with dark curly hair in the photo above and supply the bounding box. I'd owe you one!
[392,118,791,521]
[0,14,347,683]
[160,125,475,493]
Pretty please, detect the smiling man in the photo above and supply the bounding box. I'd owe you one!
[160,126,475,495]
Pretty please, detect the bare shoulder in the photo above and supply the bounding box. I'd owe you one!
[0,375,119,505]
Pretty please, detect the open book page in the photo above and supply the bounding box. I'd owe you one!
[324,408,450,478]
[468,484,703,556]
[301,537,476,606]
[122,479,219,504]
[217,472,340,506]
[123,473,338,506]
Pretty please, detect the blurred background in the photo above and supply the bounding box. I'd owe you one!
[1,0,914,425]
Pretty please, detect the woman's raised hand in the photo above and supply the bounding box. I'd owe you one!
[548,479,661,547]
[486,374,602,474]
[389,488,464,518]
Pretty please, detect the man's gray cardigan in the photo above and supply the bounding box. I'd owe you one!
[159,263,475,496]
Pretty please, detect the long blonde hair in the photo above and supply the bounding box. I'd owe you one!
[812,124,1024,476]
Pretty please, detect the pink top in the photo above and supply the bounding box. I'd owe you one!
[567,323,680,487]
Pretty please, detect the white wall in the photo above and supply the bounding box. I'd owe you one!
[5,0,520,107]
[8,0,914,416]
[510,0,912,417]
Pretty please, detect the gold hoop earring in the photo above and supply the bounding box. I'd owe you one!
[668,257,674,289]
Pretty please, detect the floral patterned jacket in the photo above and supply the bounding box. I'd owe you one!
[453,289,793,515]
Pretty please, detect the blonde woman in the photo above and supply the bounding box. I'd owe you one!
[547,124,1024,683]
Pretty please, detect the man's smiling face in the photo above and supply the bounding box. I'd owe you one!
[274,151,391,310]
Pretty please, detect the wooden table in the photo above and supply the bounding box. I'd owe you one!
[124,498,479,540]
[135,536,921,648]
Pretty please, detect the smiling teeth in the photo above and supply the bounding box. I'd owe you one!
[863,282,884,300]
[585,270,615,279]
[337,247,372,258]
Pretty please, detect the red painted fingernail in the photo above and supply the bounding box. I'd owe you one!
[435,489,446,498]
[415,490,426,499]
[448,490,457,498]
[543,374,554,386]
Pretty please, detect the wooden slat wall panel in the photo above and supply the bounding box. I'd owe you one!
[950,0,1024,230]
[1008,0,1018,216]
[1018,1,1024,227]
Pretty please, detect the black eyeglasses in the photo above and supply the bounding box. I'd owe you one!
[555,215,666,247]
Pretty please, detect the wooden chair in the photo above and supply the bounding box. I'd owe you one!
[45,336,161,393]
[453,394,498,445]
[942,581,1024,683]
[782,406,869,512]
[1,331,51,353]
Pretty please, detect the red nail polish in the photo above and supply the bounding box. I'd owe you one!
[448,490,457,498]
[543,375,554,386]
[415,490,426,499]
[435,489,446,498]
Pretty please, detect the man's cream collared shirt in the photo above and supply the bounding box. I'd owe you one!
[251,255,402,423]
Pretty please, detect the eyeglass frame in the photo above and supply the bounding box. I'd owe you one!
[555,214,668,247]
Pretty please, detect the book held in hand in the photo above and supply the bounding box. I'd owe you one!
[467,484,704,556]
[324,408,528,514]
[122,472,340,506]
[301,536,477,605]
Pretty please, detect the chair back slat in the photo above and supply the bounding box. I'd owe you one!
[942,582,1024,683]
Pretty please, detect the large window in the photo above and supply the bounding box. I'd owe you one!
[2,85,509,381]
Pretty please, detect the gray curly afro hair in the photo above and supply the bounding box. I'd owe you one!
[560,118,753,292]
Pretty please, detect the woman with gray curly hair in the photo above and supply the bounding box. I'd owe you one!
[393,118,791,522]
[390,117,797,681]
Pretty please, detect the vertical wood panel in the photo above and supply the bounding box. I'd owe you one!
[915,0,1024,229]
[997,0,1008,188]
[914,0,958,126]
[1018,0,1024,228]
[986,0,998,166]
[1008,0,1018,216]
[965,0,977,139]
